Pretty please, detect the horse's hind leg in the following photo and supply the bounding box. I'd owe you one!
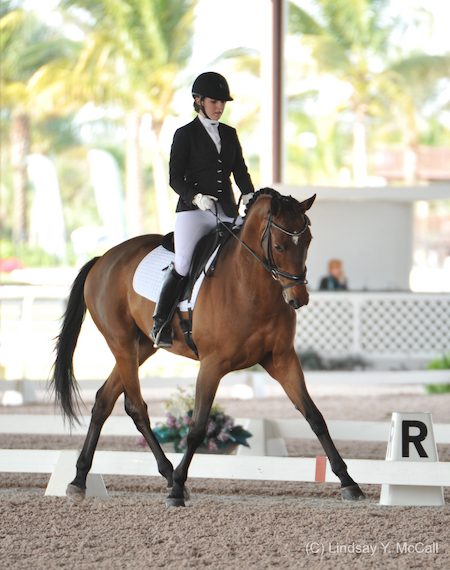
[67,336,173,502]
[262,351,365,501]
[116,337,174,489]
[122,390,175,489]
[67,366,124,502]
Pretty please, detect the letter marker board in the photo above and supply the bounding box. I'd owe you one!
[380,412,444,506]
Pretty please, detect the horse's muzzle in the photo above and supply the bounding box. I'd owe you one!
[284,288,309,309]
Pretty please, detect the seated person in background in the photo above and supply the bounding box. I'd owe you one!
[319,259,348,291]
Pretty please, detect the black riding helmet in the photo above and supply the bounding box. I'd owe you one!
[192,72,233,118]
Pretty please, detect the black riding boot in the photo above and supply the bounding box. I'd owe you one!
[150,263,187,348]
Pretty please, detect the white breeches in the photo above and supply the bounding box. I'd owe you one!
[174,205,242,276]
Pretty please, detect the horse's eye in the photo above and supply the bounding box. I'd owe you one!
[274,244,283,253]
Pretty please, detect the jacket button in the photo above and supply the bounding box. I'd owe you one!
[218,159,222,163]
[217,180,222,183]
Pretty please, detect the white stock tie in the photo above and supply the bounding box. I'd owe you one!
[198,115,221,153]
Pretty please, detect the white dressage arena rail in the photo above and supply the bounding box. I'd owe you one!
[2,449,450,487]
[3,414,450,443]
[1,414,450,496]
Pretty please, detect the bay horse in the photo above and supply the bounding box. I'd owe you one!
[51,187,365,506]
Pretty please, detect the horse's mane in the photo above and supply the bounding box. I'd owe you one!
[244,187,300,221]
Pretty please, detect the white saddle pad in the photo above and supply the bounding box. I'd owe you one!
[132,245,219,311]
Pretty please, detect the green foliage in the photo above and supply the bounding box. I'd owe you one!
[54,147,102,234]
[33,114,80,154]
[297,349,370,371]
[427,353,450,370]
[0,239,77,268]
[425,353,450,395]
[2,0,450,260]
[286,0,450,182]
[425,384,450,395]
[421,116,450,147]
[57,0,197,109]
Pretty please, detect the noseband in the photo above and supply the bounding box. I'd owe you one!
[217,205,310,291]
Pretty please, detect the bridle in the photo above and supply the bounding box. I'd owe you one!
[260,209,310,289]
[216,202,311,291]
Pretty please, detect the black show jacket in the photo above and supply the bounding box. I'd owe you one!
[169,116,254,218]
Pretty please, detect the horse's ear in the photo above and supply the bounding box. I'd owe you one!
[300,194,316,212]
[270,195,281,216]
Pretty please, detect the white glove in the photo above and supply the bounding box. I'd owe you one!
[242,193,254,206]
[192,193,218,211]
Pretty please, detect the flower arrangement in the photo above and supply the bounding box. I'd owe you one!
[137,386,252,453]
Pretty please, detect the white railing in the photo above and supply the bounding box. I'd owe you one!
[2,287,450,381]
[0,285,114,381]
[2,415,450,497]
[296,292,450,368]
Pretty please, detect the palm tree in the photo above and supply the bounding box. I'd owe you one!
[1,1,80,246]
[34,0,197,236]
[288,0,450,185]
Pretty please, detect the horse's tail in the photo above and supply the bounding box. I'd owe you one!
[50,257,100,425]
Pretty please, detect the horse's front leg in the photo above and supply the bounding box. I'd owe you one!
[166,364,221,507]
[262,350,365,501]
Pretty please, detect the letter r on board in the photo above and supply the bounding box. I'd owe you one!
[402,420,428,458]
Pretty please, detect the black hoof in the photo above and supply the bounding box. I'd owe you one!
[167,486,190,501]
[66,483,86,503]
[166,497,186,507]
[341,484,366,501]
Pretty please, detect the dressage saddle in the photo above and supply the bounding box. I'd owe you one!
[159,223,237,355]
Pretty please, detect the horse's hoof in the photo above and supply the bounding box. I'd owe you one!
[341,484,366,501]
[66,483,86,503]
[167,486,190,501]
[166,497,186,508]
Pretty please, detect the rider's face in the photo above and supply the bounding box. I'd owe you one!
[198,97,226,120]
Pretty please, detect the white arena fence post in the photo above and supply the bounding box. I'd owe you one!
[236,419,288,457]
[45,449,108,498]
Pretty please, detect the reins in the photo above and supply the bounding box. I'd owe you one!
[213,197,310,290]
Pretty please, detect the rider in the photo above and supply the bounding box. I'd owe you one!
[151,71,255,348]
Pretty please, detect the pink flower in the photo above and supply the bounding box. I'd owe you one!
[217,431,230,442]
[224,417,234,430]
[166,414,178,429]
[207,438,218,451]
[207,419,217,436]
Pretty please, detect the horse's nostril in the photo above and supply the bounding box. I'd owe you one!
[289,299,301,309]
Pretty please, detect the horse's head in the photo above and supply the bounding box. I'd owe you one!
[244,188,315,309]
